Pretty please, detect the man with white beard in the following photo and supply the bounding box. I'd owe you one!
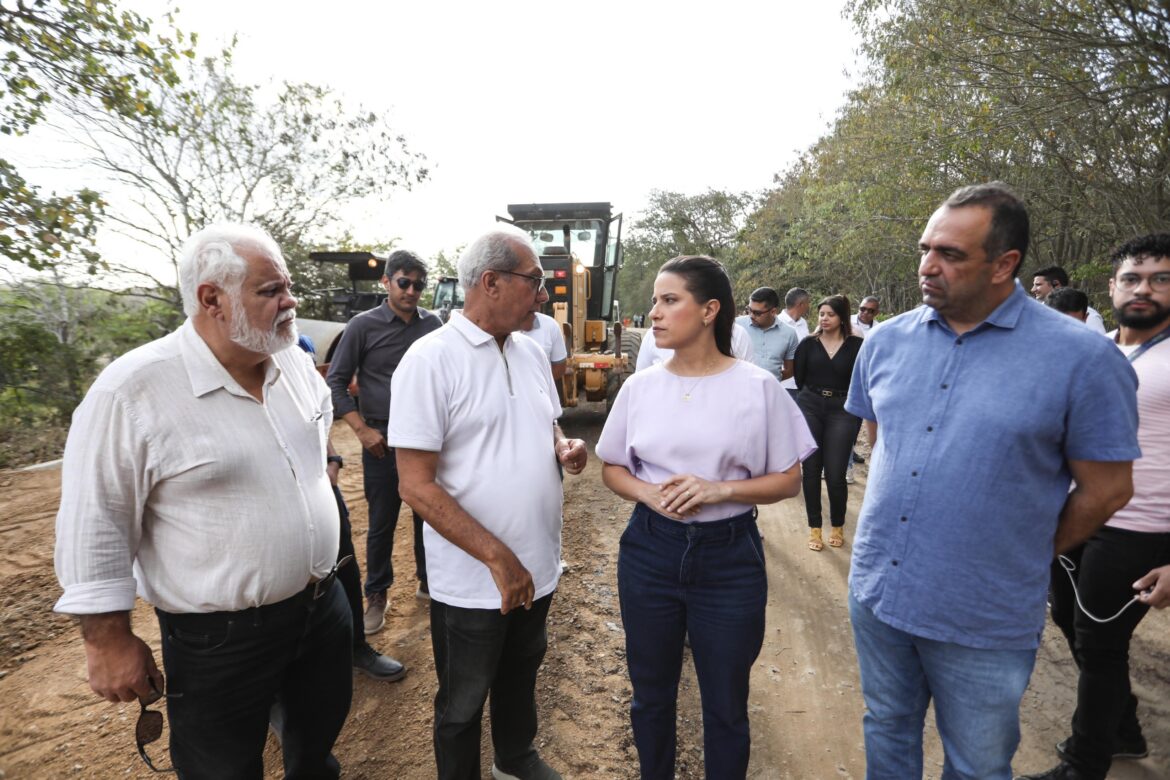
[54,223,353,778]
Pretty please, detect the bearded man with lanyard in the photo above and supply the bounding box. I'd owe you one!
[1018,233,1170,780]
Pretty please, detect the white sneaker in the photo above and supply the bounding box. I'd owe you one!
[845,462,855,485]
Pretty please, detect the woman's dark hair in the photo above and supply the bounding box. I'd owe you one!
[658,255,735,357]
[813,294,853,338]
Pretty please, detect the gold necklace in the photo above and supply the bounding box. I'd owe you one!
[678,359,717,401]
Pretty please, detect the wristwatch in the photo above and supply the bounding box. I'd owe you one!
[327,455,344,468]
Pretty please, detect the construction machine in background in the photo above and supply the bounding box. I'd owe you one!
[500,202,640,411]
[296,251,389,372]
[429,203,640,411]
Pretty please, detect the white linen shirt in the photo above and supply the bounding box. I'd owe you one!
[54,320,340,615]
[389,312,565,609]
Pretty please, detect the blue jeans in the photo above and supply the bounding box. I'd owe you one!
[430,594,552,780]
[157,580,353,779]
[362,426,426,596]
[849,594,1036,780]
[619,504,766,780]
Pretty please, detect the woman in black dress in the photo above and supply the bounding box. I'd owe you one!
[793,294,865,551]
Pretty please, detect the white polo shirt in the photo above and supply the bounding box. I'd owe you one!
[518,311,569,365]
[389,312,565,609]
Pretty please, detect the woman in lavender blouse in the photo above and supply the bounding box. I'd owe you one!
[596,255,815,780]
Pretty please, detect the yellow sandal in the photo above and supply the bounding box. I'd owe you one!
[828,527,845,548]
[808,528,823,552]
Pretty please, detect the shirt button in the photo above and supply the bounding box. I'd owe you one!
[900,516,908,522]
[911,471,918,476]
[941,384,949,389]
[927,426,934,432]
[956,339,964,345]
[892,560,899,566]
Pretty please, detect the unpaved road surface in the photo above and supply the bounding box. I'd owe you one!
[1,405,1168,779]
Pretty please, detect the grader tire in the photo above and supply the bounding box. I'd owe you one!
[605,330,643,415]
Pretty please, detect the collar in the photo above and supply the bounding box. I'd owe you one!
[921,280,1029,334]
[179,319,280,398]
[449,310,506,349]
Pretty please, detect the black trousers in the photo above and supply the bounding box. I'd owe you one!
[157,580,353,779]
[796,390,861,528]
[430,594,553,780]
[362,429,426,596]
[333,485,365,648]
[1050,526,1170,779]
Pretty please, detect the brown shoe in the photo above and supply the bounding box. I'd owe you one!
[808,528,823,551]
[363,591,387,635]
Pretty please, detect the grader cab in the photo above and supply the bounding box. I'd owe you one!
[497,202,640,409]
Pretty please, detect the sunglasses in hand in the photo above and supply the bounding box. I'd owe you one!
[137,682,181,773]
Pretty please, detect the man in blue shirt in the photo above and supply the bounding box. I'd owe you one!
[845,183,1140,780]
[734,286,799,382]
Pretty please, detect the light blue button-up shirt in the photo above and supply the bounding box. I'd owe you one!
[846,284,1140,649]
[734,315,799,382]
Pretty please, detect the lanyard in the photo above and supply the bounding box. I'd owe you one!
[1116,322,1170,363]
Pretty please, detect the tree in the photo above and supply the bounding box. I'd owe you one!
[66,51,429,309]
[617,189,760,315]
[0,0,194,269]
[741,0,1170,316]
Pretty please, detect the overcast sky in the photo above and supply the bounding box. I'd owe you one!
[11,1,862,278]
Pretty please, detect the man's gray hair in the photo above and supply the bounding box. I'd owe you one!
[861,295,880,306]
[179,223,284,317]
[458,227,536,291]
[785,287,810,308]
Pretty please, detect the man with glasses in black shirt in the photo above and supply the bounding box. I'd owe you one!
[327,250,442,653]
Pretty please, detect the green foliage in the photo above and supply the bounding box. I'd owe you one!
[616,189,760,316]
[75,51,428,308]
[741,0,1170,315]
[0,0,194,270]
[0,280,174,434]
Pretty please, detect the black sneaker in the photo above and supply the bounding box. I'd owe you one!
[491,755,562,780]
[851,451,865,464]
[353,643,406,682]
[1014,763,1087,780]
[1056,735,1148,761]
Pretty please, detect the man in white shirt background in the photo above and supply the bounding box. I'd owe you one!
[518,310,569,382]
[778,287,811,397]
[392,228,588,780]
[54,223,352,777]
[852,296,881,337]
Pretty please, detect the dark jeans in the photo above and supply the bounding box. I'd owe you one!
[796,390,862,528]
[618,504,766,780]
[430,593,553,780]
[333,485,364,649]
[156,580,353,780]
[1050,526,1170,779]
[363,426,426,596]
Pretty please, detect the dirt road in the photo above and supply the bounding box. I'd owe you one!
[1,405,1168,778]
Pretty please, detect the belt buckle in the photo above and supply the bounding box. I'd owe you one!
[312,554,353,599]
[821,389,834,397]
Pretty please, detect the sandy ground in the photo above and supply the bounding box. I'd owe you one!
[1,404,1168,779]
